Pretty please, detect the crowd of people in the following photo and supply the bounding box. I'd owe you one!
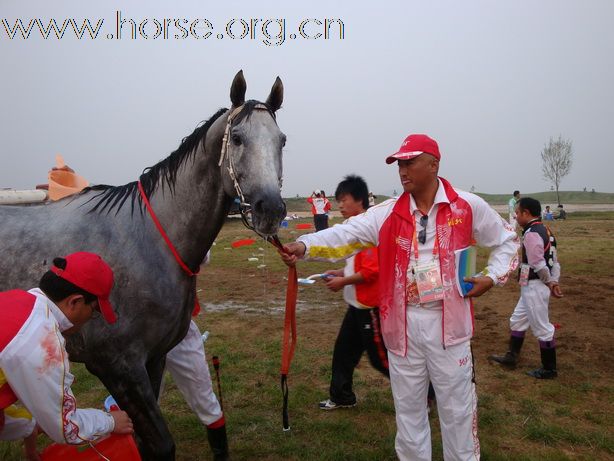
[1,133,567,461]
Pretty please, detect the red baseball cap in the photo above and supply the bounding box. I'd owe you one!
[385,134,441,164]
[50,252,116,324]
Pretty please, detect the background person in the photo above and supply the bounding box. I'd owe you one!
[0,252,133,460]
[279,134,519,461]
[508,190,521,229]
[489,197,563,379]
[307,189,332,231]
[555,204,567,220]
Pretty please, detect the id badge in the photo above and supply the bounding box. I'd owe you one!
[406,267,420,305]
[519,263,530,286]
[414,261,445,304]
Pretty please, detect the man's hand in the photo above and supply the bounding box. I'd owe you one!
[110,410,134,434]
[547,282,563,298]
[463,276,494,298]
[325,275,346,292]
[278,242,306,267]
[324,269,344,278]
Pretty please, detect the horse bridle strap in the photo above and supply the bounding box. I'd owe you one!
[218,103,272,231]
[267,235,298,431]
[137,180,200,277]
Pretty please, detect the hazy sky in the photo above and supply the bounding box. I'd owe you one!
[2,0,612,197]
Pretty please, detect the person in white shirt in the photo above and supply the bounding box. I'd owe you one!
[279,134,519,461]
[508,191,520,228]
[0,252,133,460]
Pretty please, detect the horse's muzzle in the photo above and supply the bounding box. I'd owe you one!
[250,193,286,236]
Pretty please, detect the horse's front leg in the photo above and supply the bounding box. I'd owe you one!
[86,358,176,461]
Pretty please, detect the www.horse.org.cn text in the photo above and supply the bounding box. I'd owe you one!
[1,11,345,46]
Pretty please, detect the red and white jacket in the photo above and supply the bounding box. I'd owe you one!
[307,197,331,215]
[298,178,519,355]
[0,288,114,443]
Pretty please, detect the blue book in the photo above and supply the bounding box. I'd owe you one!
[454,247,477,296]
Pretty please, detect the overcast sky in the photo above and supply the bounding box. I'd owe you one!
[1,0,612,197]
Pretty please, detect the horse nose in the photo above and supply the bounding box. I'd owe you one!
[253,196,286,217]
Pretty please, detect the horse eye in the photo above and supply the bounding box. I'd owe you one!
[231,134,242,146]
[281,134,287,147]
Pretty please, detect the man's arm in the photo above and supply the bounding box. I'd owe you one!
[464,194,520,296]
[2,326,131,444]
[280,201,391,265]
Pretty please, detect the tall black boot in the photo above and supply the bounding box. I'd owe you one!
[527,346,557,379]
[488,334,524,367]
[206,424,230,461]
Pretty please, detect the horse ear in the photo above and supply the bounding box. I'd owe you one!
[230,70,246,107]
[266,77,283,112]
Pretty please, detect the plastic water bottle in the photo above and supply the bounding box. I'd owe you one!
[201,330,210,343]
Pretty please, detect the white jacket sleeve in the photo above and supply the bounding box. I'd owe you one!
[1,318,114,444]
[462,192,520,285]
[297,201,391,262]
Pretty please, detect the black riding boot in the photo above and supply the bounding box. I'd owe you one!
[207,424,230,461]
[488,334,524,367]
[527,346,557,379]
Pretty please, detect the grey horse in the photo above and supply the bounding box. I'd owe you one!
[0,71,286,460]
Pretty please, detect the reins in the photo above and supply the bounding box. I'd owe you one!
[267,235,298,431]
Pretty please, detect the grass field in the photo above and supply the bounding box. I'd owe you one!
[2,211,613,460]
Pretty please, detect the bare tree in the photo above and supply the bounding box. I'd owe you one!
[541,135,573,206]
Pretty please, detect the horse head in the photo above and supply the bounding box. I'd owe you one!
[216,70,287,237]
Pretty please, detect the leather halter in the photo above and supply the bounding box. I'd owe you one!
[218,103,282,232]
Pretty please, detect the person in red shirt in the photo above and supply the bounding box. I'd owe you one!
[314,175,389,410]
[307,190,332,231]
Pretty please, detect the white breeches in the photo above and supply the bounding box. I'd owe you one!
[388,307,480,461]
[164,320,223,426]
[509,280,555,342]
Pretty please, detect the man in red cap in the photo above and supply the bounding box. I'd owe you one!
[0,252,133,460]
[279,134,519,461]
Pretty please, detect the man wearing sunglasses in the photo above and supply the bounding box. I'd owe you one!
[0,252,133,460]
[279,134,519,461]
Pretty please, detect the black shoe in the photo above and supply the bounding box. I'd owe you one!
[206,424,229,461]
[488,351,518,367]
[528,346,557,379]
[319,399,356,410]
[526,367,558,379]
[489,335,524,367]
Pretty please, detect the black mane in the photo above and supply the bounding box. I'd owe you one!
[84,100,276,215]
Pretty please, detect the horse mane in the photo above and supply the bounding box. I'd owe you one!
[83,101,276,216]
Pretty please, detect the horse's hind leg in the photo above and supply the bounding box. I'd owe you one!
[87,359,176,461]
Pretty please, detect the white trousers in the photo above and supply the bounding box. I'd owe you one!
[509,280,555,342]
[388,308,480,461]
[164,320,223,426]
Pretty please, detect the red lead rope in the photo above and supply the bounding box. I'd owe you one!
[137,181,201,314]
[267,235,298,430]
